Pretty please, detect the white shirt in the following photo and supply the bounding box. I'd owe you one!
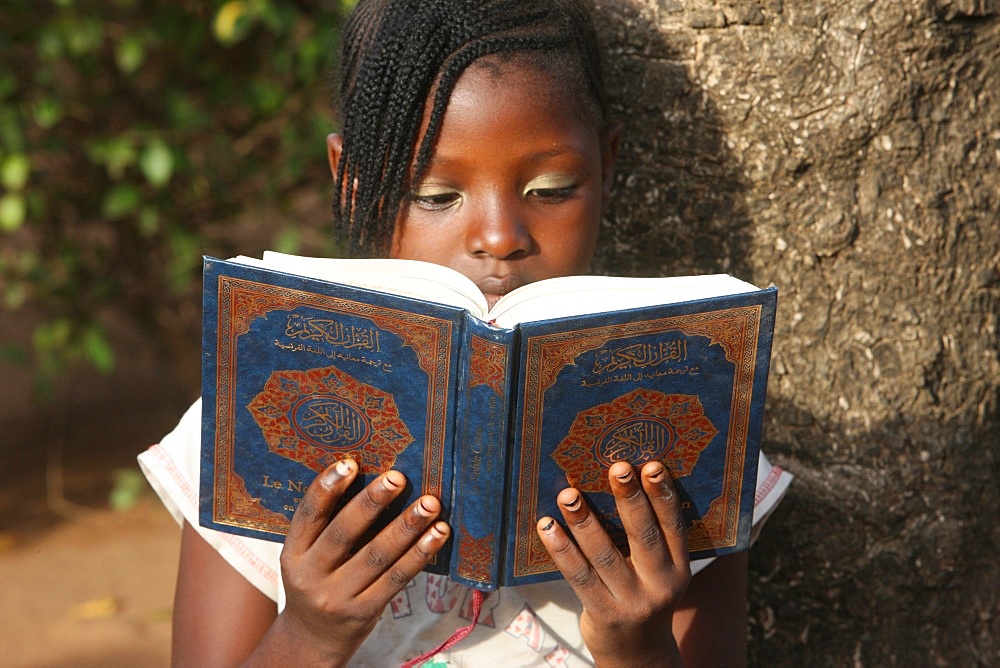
[139,398,792,666]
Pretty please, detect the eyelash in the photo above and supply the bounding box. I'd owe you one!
[527,186,577,203]
[409,185,579,210]
[410,192,460,211]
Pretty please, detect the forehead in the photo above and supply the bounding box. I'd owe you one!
[427,57,601,153]
[463,54,597,124]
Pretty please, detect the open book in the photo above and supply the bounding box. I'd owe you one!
[200,252,777,590]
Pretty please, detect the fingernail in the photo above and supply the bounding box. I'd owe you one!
[320,459,352,487]
[616,469,633,483]
[562,494,581,511]
[430,522,448,538]
[644,462,675,499]
[382,473,402,490]
[540,519,555,532]
[416,498,434,517]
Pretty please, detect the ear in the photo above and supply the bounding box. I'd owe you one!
[599,121,622,213]
[328,133,357,209]
[326,133,344,181]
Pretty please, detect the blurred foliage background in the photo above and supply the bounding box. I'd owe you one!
[0,0,351,393]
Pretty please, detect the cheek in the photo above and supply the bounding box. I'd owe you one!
[541,208,601,271]
[389,215,460,263]
[389,207,427,260]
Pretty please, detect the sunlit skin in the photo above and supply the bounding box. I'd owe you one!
[173,58,748,668]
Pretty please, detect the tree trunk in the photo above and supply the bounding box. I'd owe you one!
[588,0,999,663]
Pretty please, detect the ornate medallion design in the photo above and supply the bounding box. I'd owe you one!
[552,388,718,494]
[247,365,414,474]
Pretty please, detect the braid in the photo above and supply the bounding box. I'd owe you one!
[333,0,608,258]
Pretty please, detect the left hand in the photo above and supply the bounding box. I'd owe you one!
[536,460,691,667]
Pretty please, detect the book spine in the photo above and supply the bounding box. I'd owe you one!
[447,316,517,591]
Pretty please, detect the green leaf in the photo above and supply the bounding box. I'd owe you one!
[81,325,115,374]
[65,18,103,56]
[97,136,137,179]
[0,193,25,232]
[167,227,201,293]
[1,154,30,190]
[3,282,27,309]
[166,91,210,131]
[38,28,64,60]
[115,35,146,74]
[33,318,72,353]
[140,138,173,188]
[257,1,295,33]
[0,342,29,366]
[102,184,142,220]
[0,73,18,101]
[272,227,300,254]
[249,79,284,114]
[109,467,147,511]
[24,189,47,223]
[214,1,251,44]
[33,98,63,129]
[137,206,160,236]
[0,107,24,151]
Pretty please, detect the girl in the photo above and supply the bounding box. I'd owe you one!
[139,0,791,665]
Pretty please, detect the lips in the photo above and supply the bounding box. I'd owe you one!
[476,275,530,310]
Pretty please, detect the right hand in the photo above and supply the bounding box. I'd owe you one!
[535,461,690,666]
[263,459,450,666]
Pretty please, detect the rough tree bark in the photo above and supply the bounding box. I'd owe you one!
[587,0,999,664]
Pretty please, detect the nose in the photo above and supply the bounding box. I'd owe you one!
[466,194,532,260]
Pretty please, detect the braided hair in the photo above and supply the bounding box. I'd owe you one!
[334,0,609,257]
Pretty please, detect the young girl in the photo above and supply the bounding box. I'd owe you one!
[139,0,791,664]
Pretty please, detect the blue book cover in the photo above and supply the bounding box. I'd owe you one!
[199,256,777,591]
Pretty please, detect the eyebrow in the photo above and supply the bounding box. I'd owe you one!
[526,146,589,162]
[426,145,589,167]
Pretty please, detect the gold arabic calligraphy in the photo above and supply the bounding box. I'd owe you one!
[284,314,381,352]
[592,339,688,374]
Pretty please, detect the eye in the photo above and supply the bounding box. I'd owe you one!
[524,175,579,203]
[409,185,460,211]
[527,186,578,202]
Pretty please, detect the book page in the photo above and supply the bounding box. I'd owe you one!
[488,274,763,327]
[232,252,489,315]
[231,253,762,327]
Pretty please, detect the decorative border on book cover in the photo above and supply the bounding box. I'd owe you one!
[468,335,508,396]
[211,276,453,535]
[513,304,763,577]
[456,527,496,583]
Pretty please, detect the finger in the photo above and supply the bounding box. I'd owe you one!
[640,461,689,566]
[284,459,358,556]
[311,469,410,568]
[607,461,672,577]
[346,494,444,592]
[535,513,613,608]
[363,518,451,606]
[555,487,633,594]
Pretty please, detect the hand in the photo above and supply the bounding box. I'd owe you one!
[253,459,450,666]
[536,461,691,667]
